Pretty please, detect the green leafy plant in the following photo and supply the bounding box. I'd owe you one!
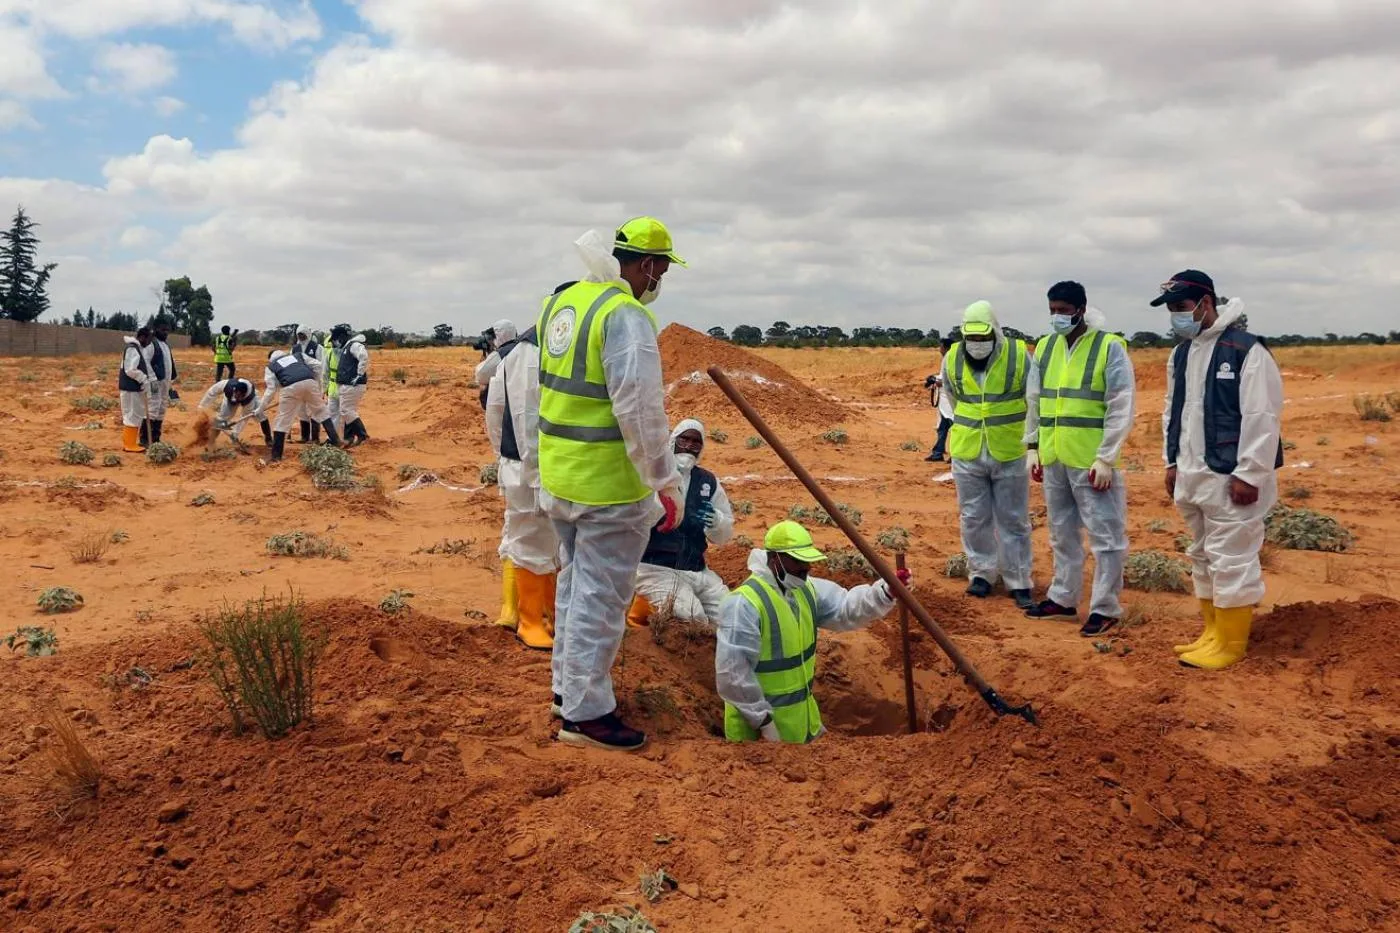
[70,396,114,412]
[380,589,413,614]
[58,441,94,465]
[300,445,356,489]
[745,435,764,449]
[266,531,349,560]
[145,441,179,464]
[1146,518,1170,533]
[6,625,58,656]
[391,367,408,383]
[479,462,499,485]
[67,531,110,564]
[198,590,325,739]
[201,447,238,462]
[877,527,910,551]
[568,909,657,933]
[788,502,862,527]
[1173,532,1192,553]
[190,492,216,507]
[945,553,969,578]
[1285,485,1312,501]
[639,868,677,903]
[821,427,849,445]
[101,453,121,467]
[733,499,754,516]
[397,463,428,482]
[826,548,875,579]
[1123,550,1190,593]
[1353,394,1392,422]
[708,428,728,443]
[37,587,84,614]
[900,440,922,452]
[1265,505,1354,553]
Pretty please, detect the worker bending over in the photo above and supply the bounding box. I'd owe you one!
[716,521,907,744]
[942,301,1036,610]
[539,218,686,752]
[486,308,559,650]
[630,418,735,627]
[119,327,156,453]
[199,377,273,446]
[1158,270,1283,671]
[1026,281,1135,637]
[261,350,339,462]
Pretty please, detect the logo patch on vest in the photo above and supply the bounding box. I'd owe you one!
[545,306,577,358]
[1216,361,1236,381]
[701,483,712,496]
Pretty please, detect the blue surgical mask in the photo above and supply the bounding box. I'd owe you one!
[1170,308,1202,340]
[1050,313,1078,336]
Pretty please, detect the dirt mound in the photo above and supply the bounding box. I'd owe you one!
[659,324,855,428]
[1251,594,1400,693]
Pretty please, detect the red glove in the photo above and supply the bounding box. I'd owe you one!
[656,486,683,533]
[896,567,912,586]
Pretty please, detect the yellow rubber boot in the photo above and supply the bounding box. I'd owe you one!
[513,568,554,650]
[494,559,519,630]
[1174,598,1218,655]
[626,594,653,628]
[122,425,144,453]
[1180,606,1253,670]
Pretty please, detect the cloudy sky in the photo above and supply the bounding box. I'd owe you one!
[3,0,1399,339]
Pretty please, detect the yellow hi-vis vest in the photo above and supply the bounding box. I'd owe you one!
[947,338,1029,463]
[1034,329,1126,469]
[213,334,234,363]
[724,575,823,744]
[537,281,658,506]
[324,339,340,398]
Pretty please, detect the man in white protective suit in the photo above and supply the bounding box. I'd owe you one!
[536,217,686,752]
[1157,270,1284,671]
[260,349,340,463]
[485,297,564,650]
[198,377,273,447]
[335,331,372,447]
[940,301,1036,611]
[627,418,736,628]
[118,327,156,453]
[475,318,518,400]
[1025,281,1136,637]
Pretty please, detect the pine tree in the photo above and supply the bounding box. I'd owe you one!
[0,206,58,322]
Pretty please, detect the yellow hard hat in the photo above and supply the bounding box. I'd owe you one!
[962,300,996,337]
[614,216,687,267]
[763,520,826,563]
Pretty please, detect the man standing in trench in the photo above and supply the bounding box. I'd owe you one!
[537,217,686,752]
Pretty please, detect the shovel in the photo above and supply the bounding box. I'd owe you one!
[708,366,1039,727]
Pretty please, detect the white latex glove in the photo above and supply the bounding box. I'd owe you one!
[657,484,685,533]
[1026,448,1042,483]
[1089,458,1114,491]
[759,720,781,742]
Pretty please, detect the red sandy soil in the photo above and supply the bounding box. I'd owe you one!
[1,342,1397,932]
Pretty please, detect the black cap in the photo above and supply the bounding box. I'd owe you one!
[1151,269,1214,307]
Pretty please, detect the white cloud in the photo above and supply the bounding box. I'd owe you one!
[90,42,177,94]
[119,225,160,249]
[0,21,62,98]
[153,95,186,116]
[12,1,1400,337]
[0,98,38,129]
[6,0,321,50]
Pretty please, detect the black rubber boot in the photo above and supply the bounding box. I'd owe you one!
[310,420,321,443]
[269,431,287,463]
[151,419,163,444]
[320,419,342,448]
[298,420,311,443]
[139,420,149,447]
[351,418,369,444]
[260,420,274,445]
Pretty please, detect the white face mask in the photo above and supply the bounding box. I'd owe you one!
[675,452,697,473]
[1170,307,1203,339]
[773,564,804,593]
[964,340,994,360]
[1050,313,1079,336]
[637,265,662,305]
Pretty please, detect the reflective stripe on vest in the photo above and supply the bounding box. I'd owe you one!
[1034,329,1122,469]
[536,282,658,506]
[947,338,1028,463]
[213,334,233,363]
[723,576,822,744]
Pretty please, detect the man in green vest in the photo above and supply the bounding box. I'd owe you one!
[716,521,906,743]
[1025,281,1135,637]
[323,329,342,434]
[941,300,1036,610]
[213,325,236,382]
[538,217,687,752]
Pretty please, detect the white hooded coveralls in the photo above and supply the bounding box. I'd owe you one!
[119,337,154,429]
[1025,310,1136,618]
[485,331,558,577]
[940,318,1037,591]
[541,232,677,723]
[474,319,518,386]
[148,338,176,420]
[198,379,267,439]
[716,549,896,732]
[1162,299,1282,608]
[633,418,736,625]
[262,351,328,434]
[337,335,370,425]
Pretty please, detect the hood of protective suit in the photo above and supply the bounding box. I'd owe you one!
[268,350,288,364]
[960,300,1006,347]
[671,418,705,462]
[123,335,142,348]
[746,548,781,586]
[491,319,518,346]
[574,229,623,286]
[1083,306,1107,331]
[347,334,367,346]
[1199,298,1245,340]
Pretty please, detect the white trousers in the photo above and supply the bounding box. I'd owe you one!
[272,381,331,434]
[1043,462,1128,618]
[952,449,1033,590]
[1175,467,1277,609]
[147,380,171,420]
[634,563,729,626]
[120,390,148,428]
[339,384,367,423]
[498,462,559,577]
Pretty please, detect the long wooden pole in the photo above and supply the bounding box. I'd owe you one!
[896,552,917,734]
[708,367,1038,726]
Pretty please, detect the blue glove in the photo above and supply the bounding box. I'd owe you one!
[695,502,716,529]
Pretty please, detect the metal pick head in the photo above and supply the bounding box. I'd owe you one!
[981,687,1040,727]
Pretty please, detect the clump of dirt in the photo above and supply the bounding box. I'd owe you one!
[1251,594,1400,692]
[659,324,856,427]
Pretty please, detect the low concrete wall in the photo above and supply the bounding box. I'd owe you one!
[0,320,194,357]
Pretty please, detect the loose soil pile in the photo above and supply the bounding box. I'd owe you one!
[659,324,855,428]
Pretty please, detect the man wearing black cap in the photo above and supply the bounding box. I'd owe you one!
[1156,271,1283,672]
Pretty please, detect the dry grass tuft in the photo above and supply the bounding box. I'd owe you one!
[67,531,111,564]
[44,710,102,813]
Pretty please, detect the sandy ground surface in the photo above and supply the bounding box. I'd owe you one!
[1,333,1397,932]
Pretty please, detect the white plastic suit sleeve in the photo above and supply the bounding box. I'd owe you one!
[1096,340,1136,464]
[474,353,502,386]
[350,340,369,380]
[512,349,543,489]
[122,346,149,386]
[259,367,278,416]
[715,592,771,728]
[1233,343,1284,490]
[1161,349,1178,466]
[809,576,897,632]
[706,482,735,545]
[1021,347,1041,444]
[602,305,677,492]
[484,370,506,456]
[199,380,226,411]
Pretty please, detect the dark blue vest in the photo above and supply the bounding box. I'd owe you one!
[337,345,367,385]
[1166,328,1284,475]
[496,328,538,462]
[118,343,150,391]
[270,355,315,387]
[641,466,718,572]
[150,339,176,380]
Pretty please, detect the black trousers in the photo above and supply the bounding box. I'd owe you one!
[216,361,236,382]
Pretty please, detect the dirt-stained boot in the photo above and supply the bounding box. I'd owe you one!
[494,559,518,630]
[626,593,653,628]
[514,567,555,650]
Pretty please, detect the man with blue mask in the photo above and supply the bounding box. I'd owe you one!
[1025,281,1135,636]
[940,301,1036,609]
[1155,271,1284,671]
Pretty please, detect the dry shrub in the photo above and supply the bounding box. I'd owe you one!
[945,552,969,578]
[266,531,348,560]
[1353,394,1392,422]
[300,445,357,489]
[569,908,657,933]
[1124,550,1190,593]
[44,710,102,811]
[67,531,111,564]
[145,441,179,464]
[479,462,499,485]
[58,441,94,465]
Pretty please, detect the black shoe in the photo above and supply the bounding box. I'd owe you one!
[550,694,563,720]
[965,577,993,598]
[151,419,163,444]
[558,712,647,751]
[1080,613,1118,637]
[268,431,287,463]
[139,420,149,447]
[320,419,342,448]
[1025,599,1078,619]
[297,420,311,443]
[1009,589,1035,611]
[924,451,945,462]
